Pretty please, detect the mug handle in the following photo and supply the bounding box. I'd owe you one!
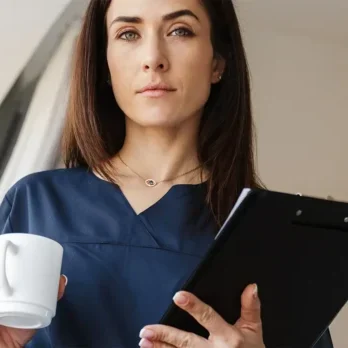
[0,240,17,296]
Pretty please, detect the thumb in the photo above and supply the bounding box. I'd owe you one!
[57,274,68,300]
[239,283,261,324]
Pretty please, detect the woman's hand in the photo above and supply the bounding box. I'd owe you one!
[0,275,67,348]
[139,284,265,348]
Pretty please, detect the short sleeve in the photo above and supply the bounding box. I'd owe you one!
[0,195,13,234]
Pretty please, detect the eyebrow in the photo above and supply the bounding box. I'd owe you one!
[109,9,200,28]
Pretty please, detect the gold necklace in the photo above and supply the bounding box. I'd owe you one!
[118,155,202,187]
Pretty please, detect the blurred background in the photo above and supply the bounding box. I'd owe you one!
[0,0,347,346]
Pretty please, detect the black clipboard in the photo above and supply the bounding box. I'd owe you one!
[159,188,348,347]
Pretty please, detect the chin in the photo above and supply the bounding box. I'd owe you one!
[135,114,182,128]
[126,103,201,129]
[131,105,185,128]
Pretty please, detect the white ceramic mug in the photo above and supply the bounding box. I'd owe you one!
[0,233,63,329]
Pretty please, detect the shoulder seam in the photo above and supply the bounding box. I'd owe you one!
[4,195,14,232]
[5,195,12,206]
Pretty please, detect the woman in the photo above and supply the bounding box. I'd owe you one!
[0,0,334,347]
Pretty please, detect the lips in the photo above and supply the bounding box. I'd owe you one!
[137,83,176,94]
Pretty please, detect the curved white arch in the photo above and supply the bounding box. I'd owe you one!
[0,21,81,200]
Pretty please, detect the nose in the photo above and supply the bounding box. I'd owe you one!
[141,38,169,73]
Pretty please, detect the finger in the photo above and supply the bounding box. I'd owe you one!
[139,338,175,348]
[152,342,175,348]
[57,274,68,300]
[172,291,231,336]
[140,325,207,348]
[239,283,261,324]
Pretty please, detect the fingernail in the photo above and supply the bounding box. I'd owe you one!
[173,292,189,306]
[62,275,68,286]
[139,338,153,348]
[253,284,258,298]
[139,328,155,339]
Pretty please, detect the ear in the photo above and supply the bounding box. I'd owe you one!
[211,53,226,84]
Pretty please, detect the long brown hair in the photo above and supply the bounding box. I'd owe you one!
[62,0,264,228]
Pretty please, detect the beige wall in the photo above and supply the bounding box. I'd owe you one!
[243,29,348,347]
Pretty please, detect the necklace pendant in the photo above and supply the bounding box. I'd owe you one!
[145,179,157,187]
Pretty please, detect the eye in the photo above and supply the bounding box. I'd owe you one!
[170,27,194,37]
[118,30,139,41]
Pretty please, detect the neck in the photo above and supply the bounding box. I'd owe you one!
[114,118,204,184]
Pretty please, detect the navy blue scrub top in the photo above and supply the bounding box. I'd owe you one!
[0,168,334,348]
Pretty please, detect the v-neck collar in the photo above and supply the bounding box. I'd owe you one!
[118,182,207,217]
[88,169,207,217]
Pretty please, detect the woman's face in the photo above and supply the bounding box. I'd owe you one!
[106,0,222,128]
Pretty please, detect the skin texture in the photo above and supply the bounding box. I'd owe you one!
[105,0,225,216]
[106,0,222,130]
[138,285,265,348]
